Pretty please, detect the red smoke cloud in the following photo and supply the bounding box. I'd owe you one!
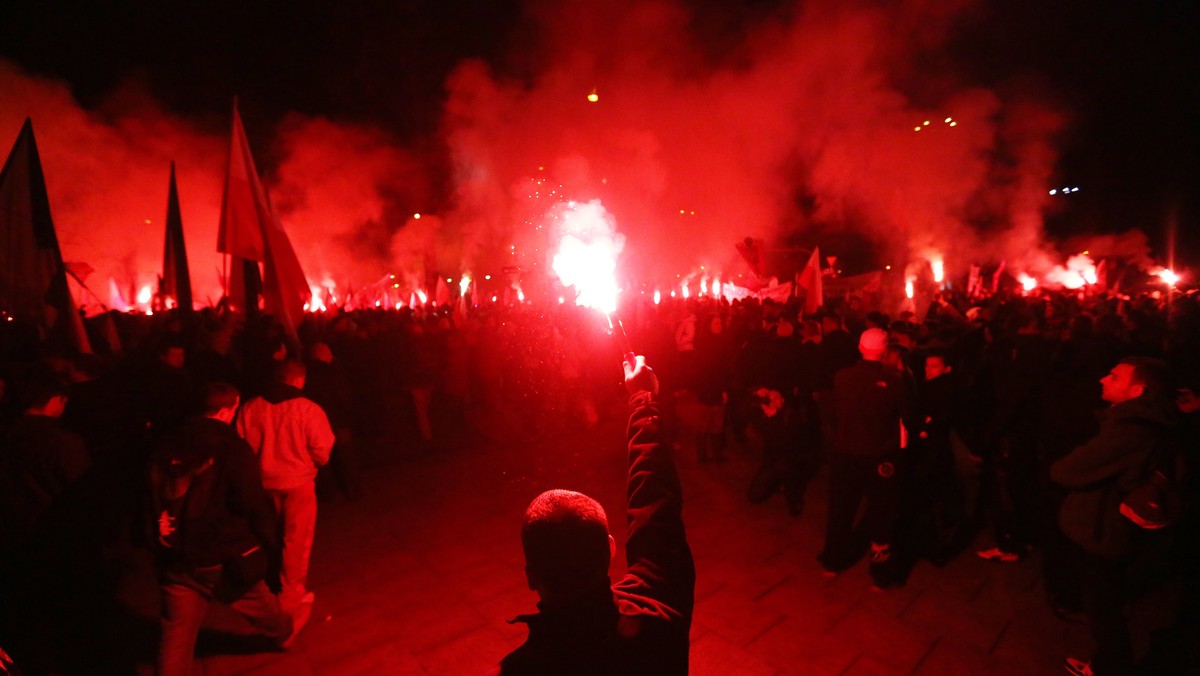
[1,59,430,307]
[3,0,1114,305]
[442,0,1072,284]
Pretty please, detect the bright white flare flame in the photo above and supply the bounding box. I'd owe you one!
[516,286,526,303]
[1045,254,1097,289]
[905,278,915,299]
[136,284,153,305]
[459,274,471,296]
[416,289,428,304]
[307,284,327,312]
[653,290,661,304]
[931,258,945,284]
[700,277,708,296]
[550,200,624,315]
[681,281,690,299]
[1019,273,1038,292]
[1158,268,1179,286]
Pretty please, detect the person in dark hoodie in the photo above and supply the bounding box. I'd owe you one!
[500,355,694,675]
[151,382,301,676]
[819,328,914,588]
[237,360,334,618]
[1053,357,1174,676]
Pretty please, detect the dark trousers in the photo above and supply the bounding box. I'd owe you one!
[991,435,1041,553]
[158,565,292,676]
[1075,544,1133,675]
[819,453,903,584]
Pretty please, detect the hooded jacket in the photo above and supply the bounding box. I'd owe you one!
[236,384,335,490]
[1051,394,1173,559]
[148,416,278,571]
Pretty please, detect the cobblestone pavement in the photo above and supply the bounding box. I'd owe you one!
[108,407,1162,675]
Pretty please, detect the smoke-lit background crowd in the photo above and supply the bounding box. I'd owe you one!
[1,281,1198,673]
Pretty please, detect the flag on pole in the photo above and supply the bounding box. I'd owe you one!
[0,118,91,353]
[216,102,309,339]
[797,246,824,315]
[991,260,1007,294]
[161,162,193,314]
[735,237,765,285]
[217,105,267,262]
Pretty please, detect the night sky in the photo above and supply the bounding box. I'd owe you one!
[2,0,1198,289]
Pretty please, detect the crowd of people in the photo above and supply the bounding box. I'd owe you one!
[0,281,1198,674]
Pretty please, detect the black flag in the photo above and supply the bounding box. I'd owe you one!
[161,162,194,315]
[0,118,91,352]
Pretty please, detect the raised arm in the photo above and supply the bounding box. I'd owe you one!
[614,356,695,621]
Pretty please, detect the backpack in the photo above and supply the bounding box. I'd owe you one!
[1119,434,1184,530]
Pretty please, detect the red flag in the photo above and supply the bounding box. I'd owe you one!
[217,104,267,262]
[0,118,91,353]
[797,246,824,315]
[735,237,765,282]
[991,260,1007,294]
[217,102,310,340]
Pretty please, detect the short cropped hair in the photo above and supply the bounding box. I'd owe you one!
[19,374,69,410]
[1120,357,1170,398]
[521,490,611,593]
[203,382,240,415]
[924,348,953,368]
[274,359,307,384]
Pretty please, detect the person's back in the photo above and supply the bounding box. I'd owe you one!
[832,359,907,457]
[500,356,694,675]
[237,369,334,491]
[236,360,333,616]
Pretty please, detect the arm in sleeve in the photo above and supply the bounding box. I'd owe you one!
[305,403,336,467]
[614,392,696,620]
[1050,426,1138,489]
[226,440,279,551]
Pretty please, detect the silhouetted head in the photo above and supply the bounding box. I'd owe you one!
[275,359,307,389]
[521,489,614,603]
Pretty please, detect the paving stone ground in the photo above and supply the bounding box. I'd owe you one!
[105,405,1174,675]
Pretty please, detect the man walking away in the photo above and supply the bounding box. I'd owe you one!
[151,382,302,676]
[237,360,334,618]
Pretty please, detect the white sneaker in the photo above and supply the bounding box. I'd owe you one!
[282,595,315,649]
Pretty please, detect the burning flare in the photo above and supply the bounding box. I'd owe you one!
[1018,273,1038,292]
[904,278,915,299]
[550,200,625,315]
[931,257,945,284]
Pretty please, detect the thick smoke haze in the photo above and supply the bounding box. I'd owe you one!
[4,0,1135,307]
[1,60,432,305]
[443,0,1072,285]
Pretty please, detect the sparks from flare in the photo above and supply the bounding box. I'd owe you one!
[550,200,625,315]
